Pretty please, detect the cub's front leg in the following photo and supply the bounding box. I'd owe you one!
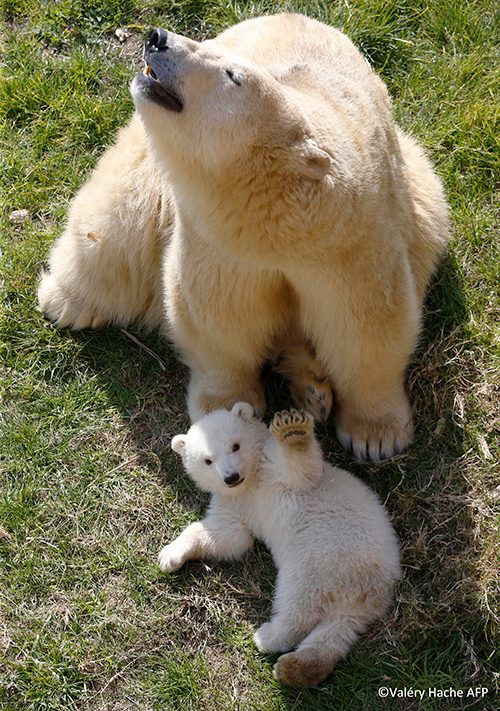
[158,513,253,573]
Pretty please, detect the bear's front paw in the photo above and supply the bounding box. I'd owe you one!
[336,403,414,462]
[270,409,314,448]
[158,542,189,573]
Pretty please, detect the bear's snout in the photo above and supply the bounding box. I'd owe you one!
[145,27,169,53]
[224,472,243,487]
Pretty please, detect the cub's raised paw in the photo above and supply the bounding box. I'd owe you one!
[270,409,314,448]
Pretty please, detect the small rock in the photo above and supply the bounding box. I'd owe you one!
[0,526,11,542]
[489,485,500,501]
[477,434,492,460]
[9,209,30,223]
[115,27,130,43]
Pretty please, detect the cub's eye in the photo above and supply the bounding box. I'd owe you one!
[205,458,212,466]
[232,443,240,452]
[226,69,242,86]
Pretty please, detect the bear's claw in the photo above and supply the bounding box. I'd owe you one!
[292,368,333,423]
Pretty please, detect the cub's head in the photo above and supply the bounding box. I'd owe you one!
[171,403,267,495]
[131,27,331,178]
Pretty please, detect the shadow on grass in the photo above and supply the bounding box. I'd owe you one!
[51,249,496,708]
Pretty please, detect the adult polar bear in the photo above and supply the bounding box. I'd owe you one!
[38,14,449,461]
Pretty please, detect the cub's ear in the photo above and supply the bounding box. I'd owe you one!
[231,402,255,421]
[171,434,187,455]
[292,137,331,180]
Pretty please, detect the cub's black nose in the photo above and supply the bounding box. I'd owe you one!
[224,472,240,486]
[146,27,169,52]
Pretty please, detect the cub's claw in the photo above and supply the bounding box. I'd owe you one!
[270,409,314,448]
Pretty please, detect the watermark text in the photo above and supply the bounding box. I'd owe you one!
[377,686,489,700]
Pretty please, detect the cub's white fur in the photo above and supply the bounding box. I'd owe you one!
[159,403,401,687]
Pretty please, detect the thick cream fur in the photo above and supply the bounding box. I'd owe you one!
[37,13,449,460]
[160,404,401,687]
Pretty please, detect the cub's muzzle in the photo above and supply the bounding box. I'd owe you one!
[224,472,244,487]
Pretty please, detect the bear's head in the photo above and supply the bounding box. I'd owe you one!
[171,402,268,495]
[131,27,331,179]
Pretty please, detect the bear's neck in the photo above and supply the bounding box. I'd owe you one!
[170,151,340,267]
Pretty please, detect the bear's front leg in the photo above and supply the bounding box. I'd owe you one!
[187,367,266,422]
[335,385,413,462]
[293,261,418,462]
[158,515,254,573]
[164,243,292,421]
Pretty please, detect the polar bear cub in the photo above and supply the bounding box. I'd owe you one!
[159,403,401,687]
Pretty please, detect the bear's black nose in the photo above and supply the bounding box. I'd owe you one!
[224,472,240,486]
[146,27,169,53]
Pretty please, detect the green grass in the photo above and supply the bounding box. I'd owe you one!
[0,0,498,708]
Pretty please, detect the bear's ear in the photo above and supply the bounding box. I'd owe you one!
[292,137,331,180]
[231,402,255,421]
[171,434,187,455]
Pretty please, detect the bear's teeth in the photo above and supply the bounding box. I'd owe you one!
[144,65,159,81]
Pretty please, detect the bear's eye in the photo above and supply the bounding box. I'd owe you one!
[232,443,240,452]
[205,458,212,466]
[225,69,242,86]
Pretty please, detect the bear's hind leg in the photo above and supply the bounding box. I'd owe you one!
[273,344,333,422]
[38,116,167,332]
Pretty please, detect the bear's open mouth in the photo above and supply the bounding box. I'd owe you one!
[137,66,183,112]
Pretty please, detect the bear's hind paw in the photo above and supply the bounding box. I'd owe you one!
[37,273,107,330]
